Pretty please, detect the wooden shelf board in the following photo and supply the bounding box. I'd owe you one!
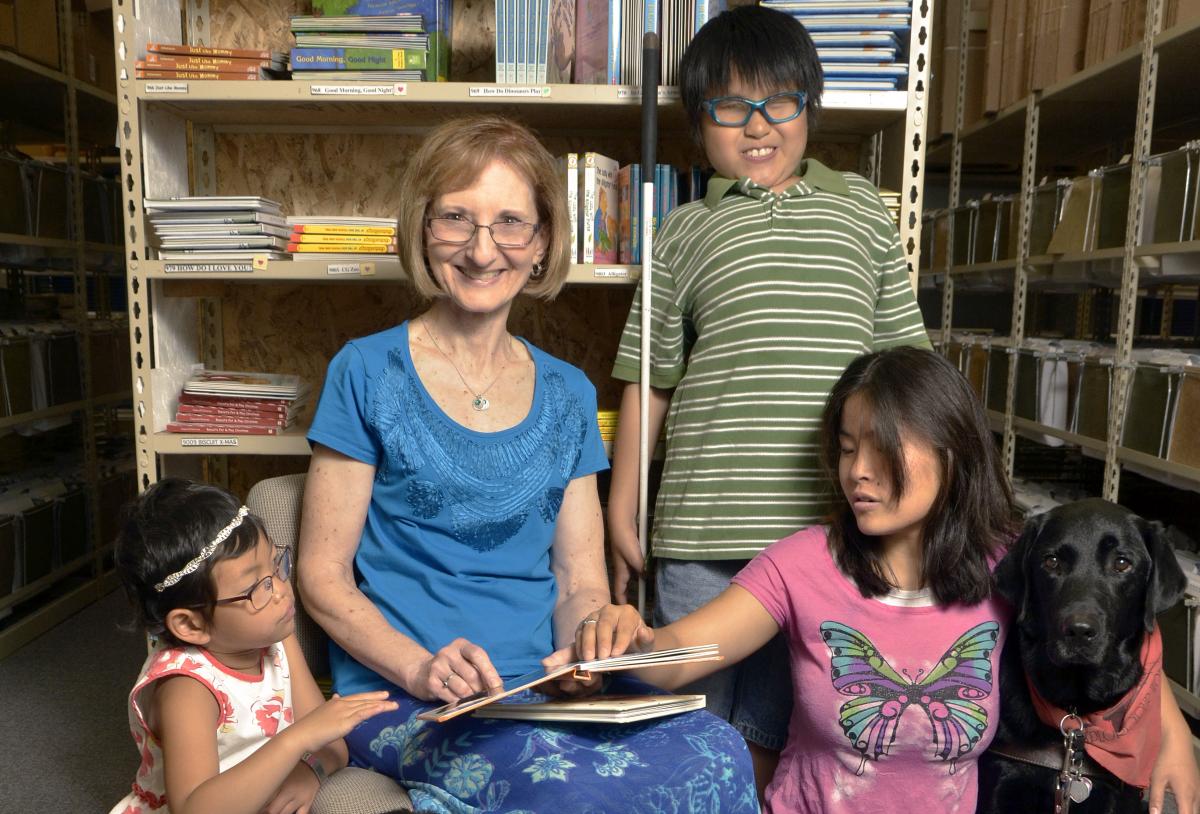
[1011,416,1109,454]
[154,429,312,455]
[142,258,639,284]
[133,81,906,136]
[1117,446,1200,491]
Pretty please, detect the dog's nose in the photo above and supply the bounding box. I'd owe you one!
[1062,615,1099,641]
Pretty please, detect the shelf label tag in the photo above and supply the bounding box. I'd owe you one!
[310,84,407,96]
[593,267,629,278]
[469,86,551,98]
[144,82,189,94]
[615,87,681,101]
[163,263,254,273]
[180,438,239,447]
[327,263,363,275]
[253,255,270,270]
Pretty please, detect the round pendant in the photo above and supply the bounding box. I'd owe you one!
[472,395,490,411]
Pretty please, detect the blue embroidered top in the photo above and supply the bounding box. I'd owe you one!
[308,321,609,694]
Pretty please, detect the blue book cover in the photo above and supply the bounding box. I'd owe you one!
[787,14,911,31]
[817,46,898,61]
[310,0,451,80]
[822,62,907,77]
[631,163,642,263]
[606,0,622,85]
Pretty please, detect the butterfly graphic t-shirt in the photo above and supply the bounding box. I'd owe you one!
[732,525,1008,814]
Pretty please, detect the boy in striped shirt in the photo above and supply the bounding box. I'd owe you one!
[606,5,930,800]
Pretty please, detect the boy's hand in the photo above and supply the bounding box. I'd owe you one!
[260,761,320,814]
[575,604,654,661]
[609,526,645,605]
[288,691,397,754]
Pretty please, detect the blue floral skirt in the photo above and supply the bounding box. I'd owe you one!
[345,677,760,814]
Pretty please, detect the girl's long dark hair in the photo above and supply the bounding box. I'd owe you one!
[821,347,1018,605]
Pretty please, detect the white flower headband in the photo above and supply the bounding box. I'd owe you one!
[153,506,250,592]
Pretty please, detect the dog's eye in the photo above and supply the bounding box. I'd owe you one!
[1041,555,1060,572]
[1113,556,1132,573]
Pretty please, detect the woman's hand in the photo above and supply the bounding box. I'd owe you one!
[405,638,504,703]
[540,645,604,697]
[575,604,655,661]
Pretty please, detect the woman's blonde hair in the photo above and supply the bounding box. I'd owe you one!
[397,115,571,300]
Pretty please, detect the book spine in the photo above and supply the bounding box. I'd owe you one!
[176,411,290,427]
[644,0,659,35]
[143,53,274,69]
[311,0,424,15]
[167,422,282,435]
[631,163,641,264]
[594,156,619,264]
[289,48,427,71]
[565,153,579,264]
[136,69,262,80]
[148,42,271,59]
[582,154,597,264]
[136,59,264,75]
[495,0,505,81]
[535,0,549,84]
[291,225,397,236]
[177,403,292,418]
[517,0,529,83]
[618,165,631,265]
[607,0,622,84]
[288,232,398,244]
[287,242,396,252]
[180,394,296,408]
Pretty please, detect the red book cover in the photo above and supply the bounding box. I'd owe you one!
[175,410,291,428]
[136,69,265,80]
[148,42,272,60]
[167,422,282,435]
[141,53,275,70]
[176,404,295,420]
[179,393,297,409]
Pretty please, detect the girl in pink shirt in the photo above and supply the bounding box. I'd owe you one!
[576,347,1199,813]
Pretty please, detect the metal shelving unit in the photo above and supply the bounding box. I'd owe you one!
[116,0,932,487]
[0,0,132,659]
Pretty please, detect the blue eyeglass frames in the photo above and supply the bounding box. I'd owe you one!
[701,91,809,128]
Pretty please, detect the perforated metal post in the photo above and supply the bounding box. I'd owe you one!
[1002,96,1040,476]
[1104,0,1164,502]
[900,0,934,286]
[941,0,970,346]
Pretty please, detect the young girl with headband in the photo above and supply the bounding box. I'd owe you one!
[109,478,397,814]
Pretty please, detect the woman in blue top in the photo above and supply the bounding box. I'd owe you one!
[299,115,758,813]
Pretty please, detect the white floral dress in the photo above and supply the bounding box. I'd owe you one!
[109,642,294,813]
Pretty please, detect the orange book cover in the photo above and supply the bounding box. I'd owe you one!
[148,42,272,60]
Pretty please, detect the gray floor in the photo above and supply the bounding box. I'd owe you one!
[0,588,146,811]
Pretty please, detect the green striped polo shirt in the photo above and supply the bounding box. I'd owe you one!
[612,158,930,560]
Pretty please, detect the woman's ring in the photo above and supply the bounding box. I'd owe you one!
[580,618,598,627]
[442,674,454,688]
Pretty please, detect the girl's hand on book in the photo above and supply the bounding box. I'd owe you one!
[541,646,604,698]
[408,638,505,703]
[575,604,654,662]
[288,691,398,753]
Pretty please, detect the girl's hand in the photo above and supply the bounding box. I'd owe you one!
[575,604,654,661]
[1149,730,1200,814]
[406,638,504,703]
[541,645,603,697]
[287,691,397,754]
[260,761,319,814]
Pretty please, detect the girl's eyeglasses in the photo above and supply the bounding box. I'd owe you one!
[212,545,292,611]
[426,216,541,248]
[701,91,808,127]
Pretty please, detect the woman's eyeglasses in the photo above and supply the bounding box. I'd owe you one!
[212,545,292,611]
[702,91,808,127]
[426,216,540,248]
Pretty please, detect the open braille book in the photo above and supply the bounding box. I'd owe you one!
[417,644,721,723]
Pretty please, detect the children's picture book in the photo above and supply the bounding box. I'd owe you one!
[417,644,721,723]
[560,153,579,263]
[473,693,707,723]
[618,164,633,264]
[581,152,619,264]
[546,0,575,82]
[289,47,427,71]
[299,0,452,81]
[574,0,609,84]
[147,42,279,60]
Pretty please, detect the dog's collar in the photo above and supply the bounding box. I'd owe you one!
[989,739,1139,796]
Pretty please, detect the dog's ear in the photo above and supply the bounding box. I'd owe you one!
[994,511,1048,628]
[1137,516,1188,632]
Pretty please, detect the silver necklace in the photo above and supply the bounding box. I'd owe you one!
[422,320,509,411]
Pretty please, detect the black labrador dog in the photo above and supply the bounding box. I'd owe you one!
[977,498,1188,813]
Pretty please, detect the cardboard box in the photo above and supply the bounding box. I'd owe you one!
[71,5,115,93]
[14,0,58,69]
[1168,0,1200,26]
[0,0,16,49]
[1001,0,1029,107]
[1056,0,1090,83]
[963,30,988,125]
[1046,176,1097,254]
[1085,0,1114,67]
[938,0,964,136]
[985,0,1007,112]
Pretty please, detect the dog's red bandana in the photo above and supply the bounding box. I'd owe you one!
[1027,625,1163,789]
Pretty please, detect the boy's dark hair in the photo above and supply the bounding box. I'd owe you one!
[115,478,267,647]
[679,5,825,141]
[820,347,1018,605]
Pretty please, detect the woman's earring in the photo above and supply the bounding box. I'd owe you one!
[531,259,546,278]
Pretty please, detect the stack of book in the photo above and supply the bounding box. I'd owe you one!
[879,188,901,226]
[137,43,287,80]
[145,197,290,262]
[761,0,912,91]
[289,0,452,82]
[286,217,398,261]
[597,409,620,442]
[501,1,728,85]
[168,369,309,436]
